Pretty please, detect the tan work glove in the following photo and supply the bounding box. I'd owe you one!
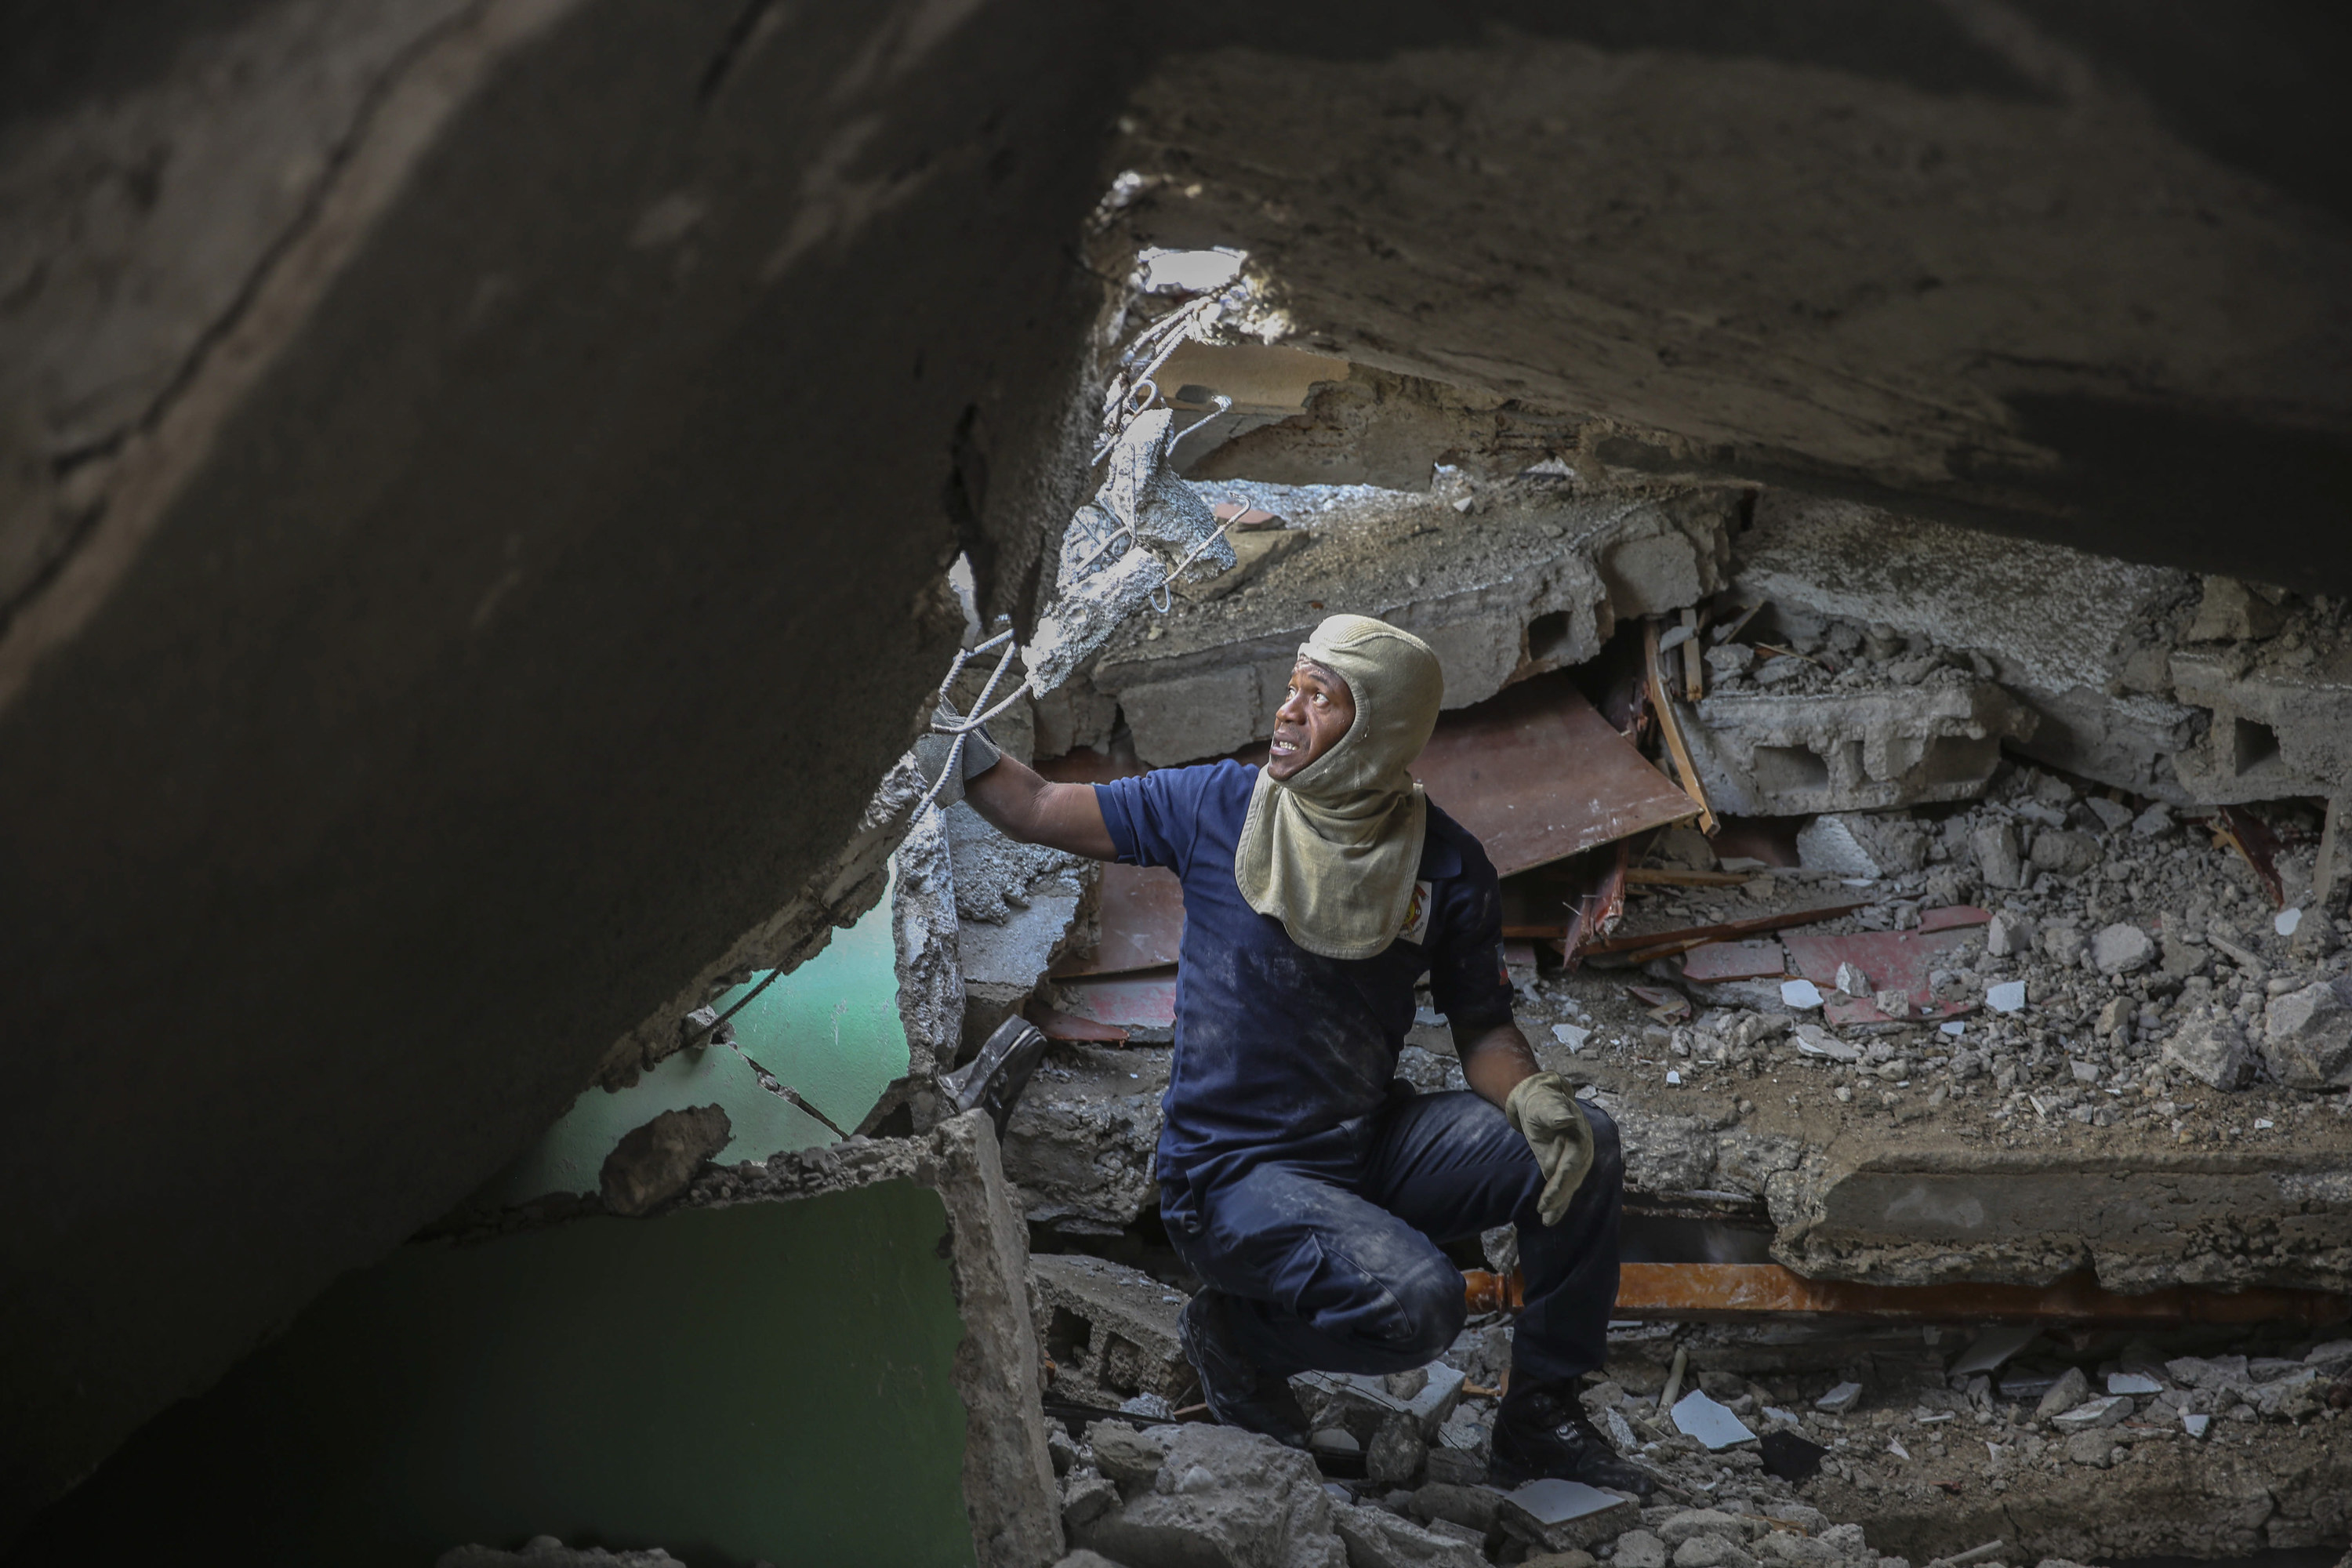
[1505,1072,1595,1227]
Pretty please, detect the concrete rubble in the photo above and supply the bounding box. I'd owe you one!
[897,325,2352,1567]
[1039,474,1740,767]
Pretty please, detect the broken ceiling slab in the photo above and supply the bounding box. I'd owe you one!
[1682,679,2036,818]
[1730,493,2207,799]
[1076,480,1737,766]
[1413,673,1697,877]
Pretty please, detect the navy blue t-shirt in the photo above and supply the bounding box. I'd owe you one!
[1093,760,1512,1199]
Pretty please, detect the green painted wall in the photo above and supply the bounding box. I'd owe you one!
[16,1183,977,1568]
[480,876,910,1207]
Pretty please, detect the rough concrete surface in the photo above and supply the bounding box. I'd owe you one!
[1004,1044,1171,1234]
[0,0,1127,1527]
[1109,16,2352,589]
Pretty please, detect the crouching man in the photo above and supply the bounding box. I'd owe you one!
[956,613,1649,1494]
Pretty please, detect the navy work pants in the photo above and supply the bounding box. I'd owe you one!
[1161,1087,1621,1391]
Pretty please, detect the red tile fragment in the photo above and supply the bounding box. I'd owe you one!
[1681,940,1788,982]
[1917,905,1992,934]
[1025,1004,1129,1044]
[1053,968,1179,1029]
[1784,928,1976,1025]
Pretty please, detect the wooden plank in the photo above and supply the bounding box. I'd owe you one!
[1643,619,1717,835]
[1610,1263,2351,1327]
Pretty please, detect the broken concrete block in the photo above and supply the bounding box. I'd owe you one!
[1814,1381,1863,1414]
[2063,1430,2118,1468]
[1685,683,2032,817]
[1073,1423,1347,1568]
[2091,924,2154,976]
[1033,1254,1191,1406]
[1054,1553,1130,1568]
[2163,1012,2259,1091]
[1367,1410,1428,1489]
[1409,1483,1501,1535]
[1973,822,2026,890]
[2264,978,2352,1090]
[1657,1509,1761,1546]
[598,1104,731,1217]
[948,802,1094,1057]
[1087,1420,1172,1491]
[1799,816,1889,881]
[1614,1531,1670,1568]
[1299,1363,1467,1443]
[2034,1367,2090,1420]
[2042,924,2088,967]
[1985,911,2035,957]
[2082,796,2136,833]
[2169,643,2352,807]
[1496,1479,1639,1555]
[2030,829,2103,877]
[2133,804,2176,837]
[1333,1503,1487,1568]
[1003,1044,1167,1231]
[2186,576,2287,644]
[1672,1537,1756,1568]
[1063,1473,1120,1532]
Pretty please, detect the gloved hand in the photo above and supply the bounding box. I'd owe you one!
[913,699,1003,805]
[1504,1071,1595,1227]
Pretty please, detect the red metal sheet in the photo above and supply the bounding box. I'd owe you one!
[1025,1003,1129,1044]
[1681,940,1788,982]
[1783,927,1976,1024]
[1054,968,1179,1029]
[1052,862,1185,978]
[1918,905,1992,934]
[1411,673,1698,877]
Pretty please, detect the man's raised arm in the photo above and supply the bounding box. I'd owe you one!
[964,753,1119,860]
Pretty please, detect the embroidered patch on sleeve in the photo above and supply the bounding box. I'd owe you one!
[1398,880,1433,944]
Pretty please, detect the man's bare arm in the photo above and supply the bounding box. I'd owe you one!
[1457,1019,1542,1109]
[964,754,1119,859]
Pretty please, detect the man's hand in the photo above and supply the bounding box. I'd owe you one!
[912,702,1003,807]
[1504,1071,1595,1227]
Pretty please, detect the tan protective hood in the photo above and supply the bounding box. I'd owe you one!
[1234,614,1446,959]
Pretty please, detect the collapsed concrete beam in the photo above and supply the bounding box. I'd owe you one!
[1684,681,2037,818]
[1058,478,1738,766]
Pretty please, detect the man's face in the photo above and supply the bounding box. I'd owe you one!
[1269,659,1356,782]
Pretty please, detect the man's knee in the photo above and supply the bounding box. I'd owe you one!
[1384,1256,1468,1362]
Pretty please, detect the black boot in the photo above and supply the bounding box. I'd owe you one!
[1177,1291,1311,1449]
[941,1016,1049,1137]
[1489,1381,1657,1496]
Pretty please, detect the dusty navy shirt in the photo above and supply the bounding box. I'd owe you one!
[1093,760,1512,1200]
